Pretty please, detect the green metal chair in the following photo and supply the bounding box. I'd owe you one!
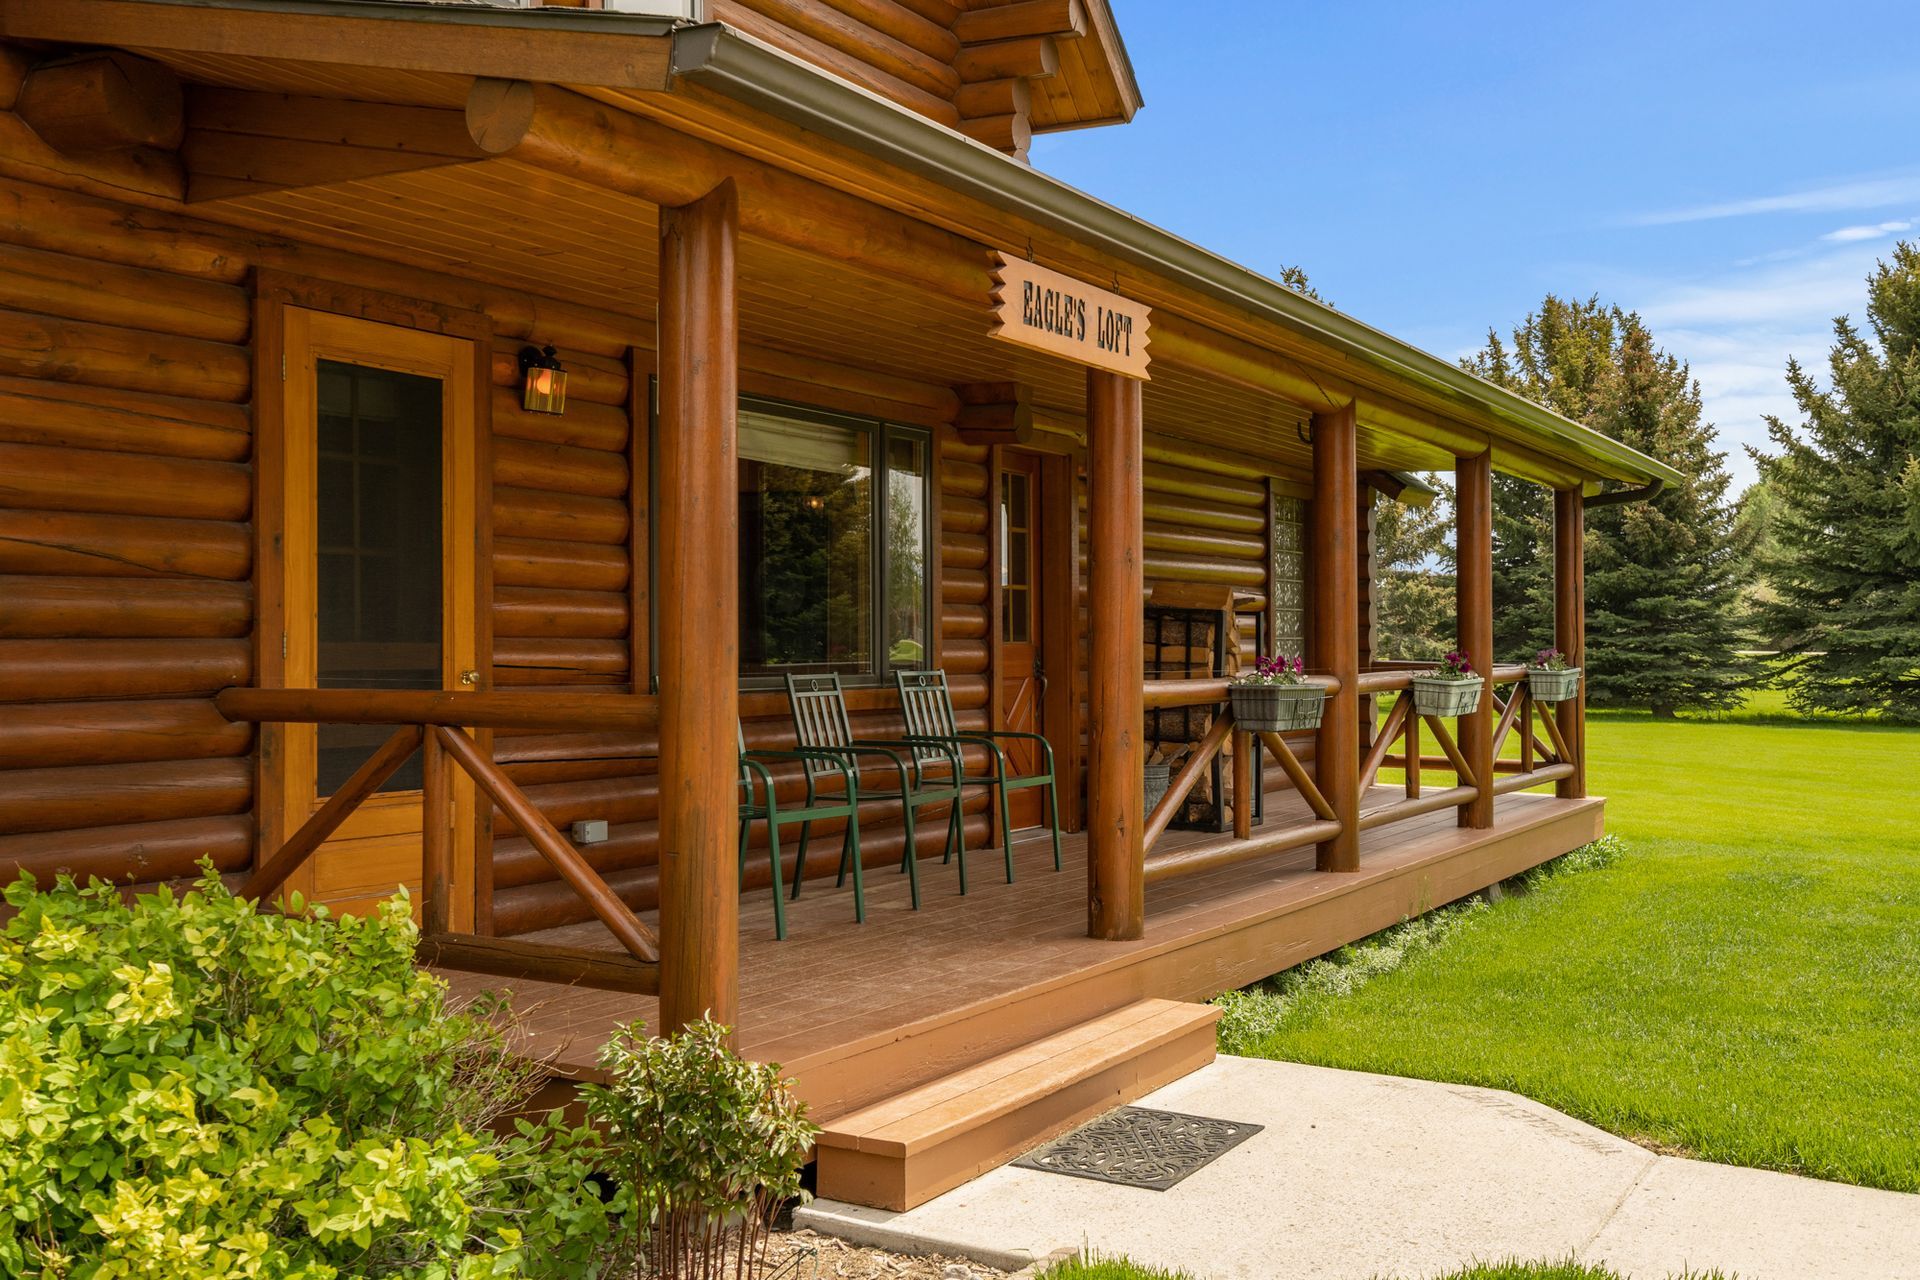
[737,723,865,940]
[894,668,1062,884]
[783,673,967,907]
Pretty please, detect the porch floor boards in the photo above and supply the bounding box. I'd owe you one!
[435,787,1604,1120]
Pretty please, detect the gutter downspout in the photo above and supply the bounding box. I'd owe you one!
[1583,479,1666,509]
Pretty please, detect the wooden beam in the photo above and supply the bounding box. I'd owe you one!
[1310,404,1360,871]
[1554,487,1587,798]
[955,36,1060,83]
[956,112,1032,160]
[1456,449,1495,828]
[14,51,182,154]
[241,725,423,906]
[417,932,660,995]
[953,0,1087,44]
[656,180,741,1031]
[466,80,991,306]
[953,382,1035,446]
[1086,368,1145,940]
[182,87,492,203]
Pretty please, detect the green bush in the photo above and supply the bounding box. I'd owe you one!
[0,871,618,1279]
[584,1019,816,1280]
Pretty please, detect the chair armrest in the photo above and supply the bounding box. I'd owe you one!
[852,736,964,789]
[739,754,777,813]
[897,731,1010,779]
[781,743,913,793]
[946,729,1054,775]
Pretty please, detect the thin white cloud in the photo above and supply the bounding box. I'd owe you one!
[1634,175,1920,226]
[1821,219,1913,243]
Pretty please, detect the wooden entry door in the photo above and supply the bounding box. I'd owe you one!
[269,308,480,924]
[997,451,1046,829]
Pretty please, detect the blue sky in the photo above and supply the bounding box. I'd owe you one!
[1031,1,1920,491]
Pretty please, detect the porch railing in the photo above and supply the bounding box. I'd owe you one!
[1135,662,1580,887]
[1137,678,1342,884]
[1358,666,1577,828]
[216,687,662,994]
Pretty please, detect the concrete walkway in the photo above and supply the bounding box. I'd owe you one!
[797,1057,1920,1280]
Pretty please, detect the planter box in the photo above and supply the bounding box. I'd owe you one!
[1412,675,1483,718]
[1143,762,1173,813]
[1228,682,1326,733]
[1526,666,1582,703]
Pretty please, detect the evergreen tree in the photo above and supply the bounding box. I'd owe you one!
[1753,242,1920,719]
[1373,478,1456,660]
[1465,296,1749,715]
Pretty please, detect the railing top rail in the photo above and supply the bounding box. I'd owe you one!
[216,686,659,733]
[1143,674,1340,710]
[1357,663,1527,694]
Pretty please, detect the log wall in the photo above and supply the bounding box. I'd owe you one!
[0,213,257,892]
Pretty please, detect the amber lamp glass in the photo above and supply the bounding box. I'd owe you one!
[519,344,568,415]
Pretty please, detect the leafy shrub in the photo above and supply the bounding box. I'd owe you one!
[585,1019,816,1280]
[0,870,618,1279]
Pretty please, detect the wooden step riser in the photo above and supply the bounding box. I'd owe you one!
[816,1013,1218,1211]
[788,801,1601,1125]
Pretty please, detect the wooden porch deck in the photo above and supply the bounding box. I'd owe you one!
[438,787,1604,1122]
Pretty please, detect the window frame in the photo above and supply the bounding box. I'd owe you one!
[734,394,933,691]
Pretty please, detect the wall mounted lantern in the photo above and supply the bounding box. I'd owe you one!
[519,344,568,415]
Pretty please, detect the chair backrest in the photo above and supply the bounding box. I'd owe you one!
[784,673,856,778]
[895,670,960,757]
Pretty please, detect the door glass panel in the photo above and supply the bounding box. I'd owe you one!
[1001,471,1032,643]
[315,358,443,795]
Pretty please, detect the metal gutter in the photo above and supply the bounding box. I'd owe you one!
[670,24,1683,490]
[1584,479,1666,508]
[110,0,686,38]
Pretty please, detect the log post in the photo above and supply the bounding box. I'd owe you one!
[1086,369,1144,941]
[1554,486,1587,799]
[421,726,451,936]
[656,180,740,1033]
[1311,404,1360,872]
[1456,449,1495,828]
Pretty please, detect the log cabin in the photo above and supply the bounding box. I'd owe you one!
[0,0,1680,1212]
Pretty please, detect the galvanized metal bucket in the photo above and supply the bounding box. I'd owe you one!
[1144,761,1173,812]
[1228,682,1326,733]
[1526,666,1582,703]
[1412,674,1483,718]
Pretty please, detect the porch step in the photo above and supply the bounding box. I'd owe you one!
[814,997,1221,1211]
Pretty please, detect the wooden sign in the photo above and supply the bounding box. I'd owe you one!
[990,253,1151,380]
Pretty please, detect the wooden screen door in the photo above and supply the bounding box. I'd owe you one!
[270,308,479,924]
[997,451,1046,829]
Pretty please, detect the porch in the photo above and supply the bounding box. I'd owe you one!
[434,784,1602,1116]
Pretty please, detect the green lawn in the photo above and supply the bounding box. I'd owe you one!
[1223,704,1920,1192]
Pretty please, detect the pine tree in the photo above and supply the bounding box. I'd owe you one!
[1754,242,1920,719]
[1465,297,1749,714]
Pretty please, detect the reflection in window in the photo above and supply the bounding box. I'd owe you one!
[886,434,927,669]
[736,404,929,680]
[315,359,442,795]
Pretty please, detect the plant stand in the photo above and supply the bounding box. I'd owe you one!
[1412,675,1484,717]
[1228,683,1327,733]
[1526,667,1582,703]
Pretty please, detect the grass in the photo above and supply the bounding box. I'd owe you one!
[1222,701,1920,1193]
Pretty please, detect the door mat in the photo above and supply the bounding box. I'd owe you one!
[1012,1106,1262,1191]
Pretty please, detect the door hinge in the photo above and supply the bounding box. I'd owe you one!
[281,631,288,660]
[280,353,287,381]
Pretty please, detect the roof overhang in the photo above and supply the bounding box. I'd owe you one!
[669,23,1682,490]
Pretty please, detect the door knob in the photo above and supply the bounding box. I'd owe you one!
[459,669,481,687]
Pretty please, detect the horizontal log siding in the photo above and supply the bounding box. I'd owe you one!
[0,181,257,895]
[0,170,648,919]
[708,0,963,127]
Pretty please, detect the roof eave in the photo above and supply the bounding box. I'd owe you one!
[670,24,1681,489]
